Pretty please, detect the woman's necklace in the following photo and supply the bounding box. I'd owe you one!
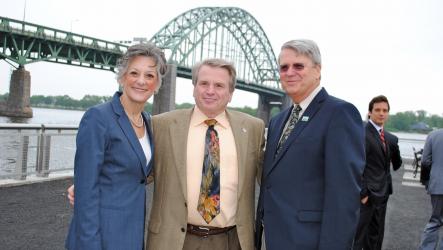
[128,113,144,128]
[120,96,144,128]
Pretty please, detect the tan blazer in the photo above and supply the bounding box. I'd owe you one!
[146,108,265,250]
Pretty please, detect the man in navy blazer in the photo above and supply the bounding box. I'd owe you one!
[256,39,365,249]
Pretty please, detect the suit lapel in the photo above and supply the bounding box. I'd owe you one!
[111,92,148,176]
[227,110,248,199]
[266,107,292,160]
[368,123,387,158]
[271,88,327,170]
[168,109,192,200]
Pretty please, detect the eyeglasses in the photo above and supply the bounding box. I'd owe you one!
[279,63,307,73]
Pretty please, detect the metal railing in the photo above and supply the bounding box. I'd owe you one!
[0,123,427,181]
[0,123,78,180]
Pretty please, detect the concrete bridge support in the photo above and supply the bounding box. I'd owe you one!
[0,66,33,118]
[257,94,293,125]
[257,95,272,125]
[281,95,293,110]
[152,64,176,115]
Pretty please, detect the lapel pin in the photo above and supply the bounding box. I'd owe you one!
[301,116,309,122]
[242,128,247,133]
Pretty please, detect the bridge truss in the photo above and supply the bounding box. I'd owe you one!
[0,7,283,97]
[150,7,283,97]
[0,16,127,71]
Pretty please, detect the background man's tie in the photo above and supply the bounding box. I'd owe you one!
[197,119,221,224]
[276,105,302,156]
[380,128,387,151]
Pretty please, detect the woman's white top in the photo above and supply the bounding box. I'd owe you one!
[139,130,152,166]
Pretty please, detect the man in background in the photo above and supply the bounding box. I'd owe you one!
[353,95,402,250]
[418,128,443,249]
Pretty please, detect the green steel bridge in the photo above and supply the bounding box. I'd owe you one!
[0,7,286,121]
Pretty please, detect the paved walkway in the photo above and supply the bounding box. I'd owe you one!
[0,164,433,249]
[383,164,430,249]
[0,177,73,250]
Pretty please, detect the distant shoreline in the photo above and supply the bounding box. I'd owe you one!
[31,104,86,111]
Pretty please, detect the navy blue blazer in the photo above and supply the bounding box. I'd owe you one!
[256,88,365,250]
[66,92,153,250]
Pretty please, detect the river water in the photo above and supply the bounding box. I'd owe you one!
[0,107,85,125]
[0,108,84,178]
[0,107,427,178]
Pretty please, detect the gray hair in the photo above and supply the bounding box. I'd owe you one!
[116,43,167,92]
[191,58,237,93]
[280,39,322,66]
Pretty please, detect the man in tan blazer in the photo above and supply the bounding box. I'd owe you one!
[146,58,265,250]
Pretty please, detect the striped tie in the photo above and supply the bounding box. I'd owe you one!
[380,128,386,151]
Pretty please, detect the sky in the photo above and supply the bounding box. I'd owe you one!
[1,0,442,117]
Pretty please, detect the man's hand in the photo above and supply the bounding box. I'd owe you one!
[361,196,368,204]
[67,185,75,206]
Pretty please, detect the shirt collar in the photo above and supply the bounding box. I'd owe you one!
[190,105,229,129]
[369,119,383,133]
[292,85,322,114]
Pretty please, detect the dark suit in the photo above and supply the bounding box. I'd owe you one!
[256,88,365,250]
[66,92,153,250]
[353,122,402,250]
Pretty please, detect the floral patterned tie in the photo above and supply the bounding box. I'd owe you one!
[197,119,220,224]
[276,105,302,156]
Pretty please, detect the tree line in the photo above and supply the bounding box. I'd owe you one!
[1,93,442,131]
[385,110,443,132]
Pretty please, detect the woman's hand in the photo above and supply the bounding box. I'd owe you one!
[67,185,75,206]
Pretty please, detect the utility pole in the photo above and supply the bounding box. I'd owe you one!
[23,0,27,22]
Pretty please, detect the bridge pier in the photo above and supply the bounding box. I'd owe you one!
[257,95,292,125]
[282,95,293,110]
[153,64,176,115]
[0,66,33,118]
[257,95,272,125]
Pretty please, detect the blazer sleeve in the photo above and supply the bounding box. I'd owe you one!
[320,102,365,249]
[73,107,107,249]
[388,134,402,171]
[421,135,433,168]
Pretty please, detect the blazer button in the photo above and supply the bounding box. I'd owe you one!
[184,202,187,207]
[140,179,145,184]
[181,227,185,232]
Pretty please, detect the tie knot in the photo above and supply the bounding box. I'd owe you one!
[205,119,217,127]
[294,104,302,115]
[380,128,384,135]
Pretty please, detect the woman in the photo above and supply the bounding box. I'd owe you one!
[65,43,167,250]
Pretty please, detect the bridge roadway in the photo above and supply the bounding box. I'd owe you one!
[0,164,432,249]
